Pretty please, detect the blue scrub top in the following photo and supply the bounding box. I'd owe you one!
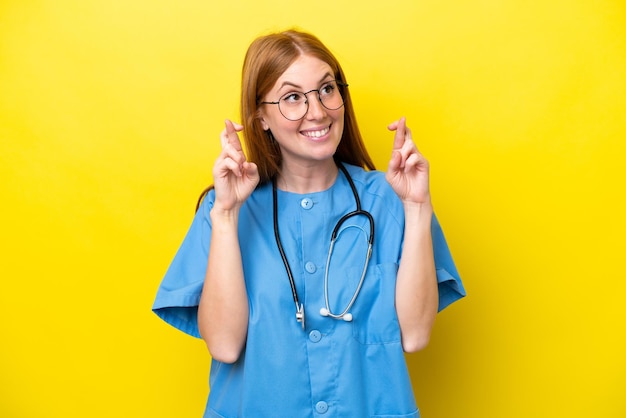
[153,164,466,418]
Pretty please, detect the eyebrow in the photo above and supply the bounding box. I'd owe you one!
[277,72,334,92]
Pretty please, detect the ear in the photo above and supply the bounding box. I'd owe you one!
[259,115,270,131]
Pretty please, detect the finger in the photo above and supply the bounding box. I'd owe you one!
[242,161,260,182]
[385,151,403,187]
[392,133,418,169]
[389,116,407,151]
[403,125,420,154]
[225,119,244,152]
[220,142,247,164]
[216,155,245,177]
[400,133,417,154]
[406,150,430,173]
[404,152,422,170]
[388,150,402,172]
[219,126,229,148]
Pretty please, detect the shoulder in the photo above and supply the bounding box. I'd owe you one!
[342,163,404,224]
[342,164,396,199]
[196,182,272,217]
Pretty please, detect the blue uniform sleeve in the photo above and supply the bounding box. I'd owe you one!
[432,213,466,311]
[152,194,214,338]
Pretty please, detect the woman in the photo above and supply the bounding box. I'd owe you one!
[153,29,465,418]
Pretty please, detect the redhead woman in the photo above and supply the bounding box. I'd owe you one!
[153,29,465,418]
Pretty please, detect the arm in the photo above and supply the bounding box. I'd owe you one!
[197,120,259,363]
[386,117,439,352]
[395,201,438,352]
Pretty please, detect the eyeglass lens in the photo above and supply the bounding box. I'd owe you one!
[278,80,345,121]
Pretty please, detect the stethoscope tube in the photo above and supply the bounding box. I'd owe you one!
[272,179,305,329]
[272,161,375,330]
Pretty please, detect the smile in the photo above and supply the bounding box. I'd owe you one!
[301,126,330,138]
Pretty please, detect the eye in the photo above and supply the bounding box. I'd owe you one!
[281,92,305,104]
[319,82,336,96]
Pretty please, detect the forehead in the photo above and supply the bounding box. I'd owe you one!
[272,54,334,91]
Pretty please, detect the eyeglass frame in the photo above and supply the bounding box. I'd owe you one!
[258,80,349,121]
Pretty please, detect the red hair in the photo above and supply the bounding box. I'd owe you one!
[197,30,374,210]
[241,29,375,183]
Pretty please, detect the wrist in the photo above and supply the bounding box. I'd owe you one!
[403,200,433,228]
[210,205,240,224]
[402,199,433,214]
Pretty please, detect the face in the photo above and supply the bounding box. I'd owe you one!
[259,54,345,169]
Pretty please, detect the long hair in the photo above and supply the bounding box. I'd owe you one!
[242,29,375,182]
[197,30,375,210]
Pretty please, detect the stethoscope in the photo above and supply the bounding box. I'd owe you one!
[272,161,375,330]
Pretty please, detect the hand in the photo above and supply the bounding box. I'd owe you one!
[385,117,431,205]
[212,119,260,211]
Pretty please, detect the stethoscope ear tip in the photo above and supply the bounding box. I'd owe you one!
[320,307,353,322]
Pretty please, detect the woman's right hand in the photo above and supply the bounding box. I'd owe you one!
[212,119,260,212]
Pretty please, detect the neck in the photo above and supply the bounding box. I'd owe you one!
[277,159,339,194]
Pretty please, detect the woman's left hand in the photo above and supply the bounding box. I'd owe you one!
[385,117,431,205]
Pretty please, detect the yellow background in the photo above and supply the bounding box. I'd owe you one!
[1,0,624,417]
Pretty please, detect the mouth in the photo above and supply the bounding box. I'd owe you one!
[300,125,331,139]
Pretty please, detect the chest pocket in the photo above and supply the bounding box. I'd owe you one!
[348,262,401,345]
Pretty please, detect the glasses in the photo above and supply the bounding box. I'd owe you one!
[260,80,348,121]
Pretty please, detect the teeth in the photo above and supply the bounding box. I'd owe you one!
[303,127,329,138]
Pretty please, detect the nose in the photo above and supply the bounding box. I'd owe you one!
[305,92,327,120]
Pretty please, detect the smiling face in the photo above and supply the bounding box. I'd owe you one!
[259,54,345,172]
